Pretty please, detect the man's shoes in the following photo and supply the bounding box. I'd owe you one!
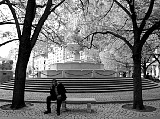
[44,110,51,114]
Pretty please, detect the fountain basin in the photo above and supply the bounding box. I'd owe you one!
[49,62,104,70]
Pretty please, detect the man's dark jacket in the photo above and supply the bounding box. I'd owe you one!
[50,83,67,101]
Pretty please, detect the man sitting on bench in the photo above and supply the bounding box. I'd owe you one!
[44,79,67,116]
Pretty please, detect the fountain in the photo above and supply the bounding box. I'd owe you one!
[49,43,104,70]
[41,32,116,78]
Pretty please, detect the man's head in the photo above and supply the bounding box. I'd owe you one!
[52,79,58,86]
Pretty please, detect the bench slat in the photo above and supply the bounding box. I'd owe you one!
[65,98,96,103]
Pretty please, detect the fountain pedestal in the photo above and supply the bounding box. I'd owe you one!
[41,61,116,78]
[49,61,104,70]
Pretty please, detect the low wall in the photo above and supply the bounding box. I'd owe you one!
[41,70,116,78]
[0,70,13,84]
[41,70,63,78]
[93,70,117,78]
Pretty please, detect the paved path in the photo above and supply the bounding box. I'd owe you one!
[0,84,160,119]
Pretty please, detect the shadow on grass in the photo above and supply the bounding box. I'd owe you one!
[122,104,156,112]
[0,102,34,110]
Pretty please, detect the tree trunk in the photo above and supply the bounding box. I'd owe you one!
[11,0,35,109]
[11,42,31,109]
[132,53,145,110]
[143,67,147,79]
[142,61,147,79]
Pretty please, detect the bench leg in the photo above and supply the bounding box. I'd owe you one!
[87,103,92,113]
[62,101,67,111]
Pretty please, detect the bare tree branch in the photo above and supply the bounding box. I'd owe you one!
[0,39,18,47]
[31,0,65,48]
[86,30,133,50]
[139,0,155,32]
[36,4,46,8]
[114,0,132,18]
[0,21,23,25]
[0,0,5,5]
[98,0,114,21]
[6,0,21,39]
[50,0,65,12]
[140,21,160,47]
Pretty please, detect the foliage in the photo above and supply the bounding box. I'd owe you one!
[0,59,13,70]
[85,48,101,63]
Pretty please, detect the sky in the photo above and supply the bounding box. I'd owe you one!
[0,42,14,58]
[0,5,17,58]
[0,25,17,58]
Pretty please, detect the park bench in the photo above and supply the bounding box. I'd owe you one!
[52,97,96,113]
[61,98,96,113]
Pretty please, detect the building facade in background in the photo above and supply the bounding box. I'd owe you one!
[7,45,95,76]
